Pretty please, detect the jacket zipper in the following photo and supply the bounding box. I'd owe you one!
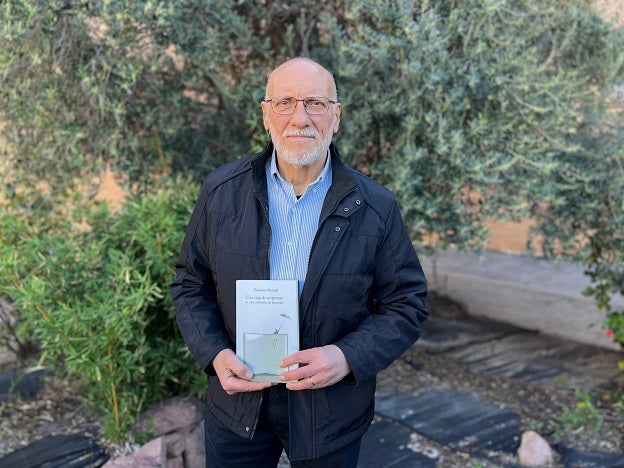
[249,391,264,438]
[256,186,272,277]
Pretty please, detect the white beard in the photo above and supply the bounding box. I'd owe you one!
[270,116,336,168]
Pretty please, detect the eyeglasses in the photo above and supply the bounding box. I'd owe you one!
[263,96,337,115]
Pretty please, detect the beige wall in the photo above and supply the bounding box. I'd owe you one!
[485,219,535,254]
[595,0,624,26]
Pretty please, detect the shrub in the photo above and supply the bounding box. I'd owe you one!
[0,177,204,441]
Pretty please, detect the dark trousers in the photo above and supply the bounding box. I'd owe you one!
[204,384,362,468]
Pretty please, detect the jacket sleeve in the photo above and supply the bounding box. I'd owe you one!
[170,182,231,375]
[334,200,429,384]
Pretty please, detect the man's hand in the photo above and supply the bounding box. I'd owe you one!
[279,344,351,391]
[212,349,273,395]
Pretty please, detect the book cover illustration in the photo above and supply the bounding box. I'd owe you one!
[235,280,300,383]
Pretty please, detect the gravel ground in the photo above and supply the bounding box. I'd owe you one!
[1,346,622,467]
[0,370,102,458]
[375,347,624,467]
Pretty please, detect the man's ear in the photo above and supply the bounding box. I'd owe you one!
[332,103,341,134]
[261,101,270,131]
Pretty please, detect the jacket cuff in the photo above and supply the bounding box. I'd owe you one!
[334,342,370,385]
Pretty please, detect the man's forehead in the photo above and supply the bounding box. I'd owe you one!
[267,59,333,96]
[274,58,324,73]
[270,76,329,95]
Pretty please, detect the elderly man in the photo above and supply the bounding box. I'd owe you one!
[171,57,428,467]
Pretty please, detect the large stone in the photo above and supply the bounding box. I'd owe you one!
[184,420,206,468]
[136,396,203,437]
[102,437,165,467]
[105,397,205,468]
[517,430,555,467]
[163,432,186,458]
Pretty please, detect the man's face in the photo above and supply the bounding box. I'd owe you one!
[262,60,341,168]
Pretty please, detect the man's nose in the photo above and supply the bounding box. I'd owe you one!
[289,101,311,125]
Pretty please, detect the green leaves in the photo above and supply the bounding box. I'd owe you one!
[0,177,203,441]
[328,0,624,344]
[559,387,605,435]
[333,3,621,237]
[1,0,351,192]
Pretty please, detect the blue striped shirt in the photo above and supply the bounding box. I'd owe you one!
[266,150,332,294]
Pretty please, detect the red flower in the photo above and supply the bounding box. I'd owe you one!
[605,328,614,338]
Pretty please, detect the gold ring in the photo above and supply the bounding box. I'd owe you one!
[308,376,315,387]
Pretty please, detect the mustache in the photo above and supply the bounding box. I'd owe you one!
[283,129,318,138]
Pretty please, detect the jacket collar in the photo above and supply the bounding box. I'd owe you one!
[250,143,272,206]
[326,142,357,203]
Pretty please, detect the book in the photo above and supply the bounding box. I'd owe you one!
[235,279,300,383]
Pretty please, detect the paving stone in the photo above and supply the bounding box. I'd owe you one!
[448,333,622,389]
[375,389,522,463]
[358,417,436,468]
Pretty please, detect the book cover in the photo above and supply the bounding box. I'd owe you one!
[235,279,300,383]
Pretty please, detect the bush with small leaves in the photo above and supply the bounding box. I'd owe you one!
[0,177,204,441]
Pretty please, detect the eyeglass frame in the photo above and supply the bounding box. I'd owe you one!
[263,96,338,115]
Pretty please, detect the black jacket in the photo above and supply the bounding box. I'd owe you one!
[171,142,428,460]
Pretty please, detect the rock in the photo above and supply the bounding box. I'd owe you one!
[184,420,206,468]
[164,432,186,458]
[103,437,164,467]
[136,396,203,437]
[137,438,166,462]
[105,397,205,468]
[517,430,555,467]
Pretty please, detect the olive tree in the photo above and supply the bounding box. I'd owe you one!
[329,0,624,345]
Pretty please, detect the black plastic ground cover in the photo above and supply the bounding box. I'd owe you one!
[375,389,522,463]
[0,433,109,468]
